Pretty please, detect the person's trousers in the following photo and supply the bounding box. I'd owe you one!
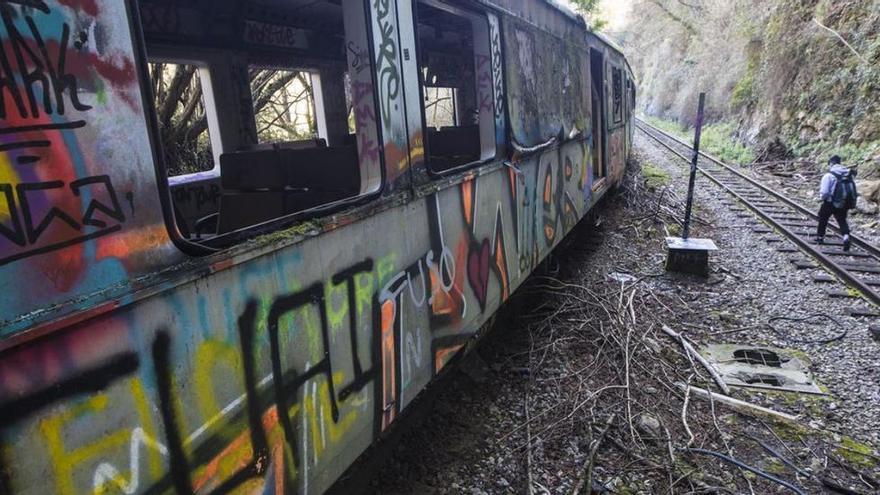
[817,202,850,238]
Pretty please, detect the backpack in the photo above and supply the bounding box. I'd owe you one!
[831,171,858,210]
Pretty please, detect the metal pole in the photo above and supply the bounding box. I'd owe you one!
[682,93,706,240]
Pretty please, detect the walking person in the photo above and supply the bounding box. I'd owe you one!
[816,155,858,251]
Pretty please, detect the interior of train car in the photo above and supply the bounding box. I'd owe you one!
[415,0,495,172]
[141,0,628,251]
[142,0,372,245]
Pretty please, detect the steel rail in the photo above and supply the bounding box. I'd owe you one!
[636,118,880,259]
[635,120,880,307]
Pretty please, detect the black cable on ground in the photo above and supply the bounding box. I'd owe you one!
[743,436,865,495]
[684,448,806,495]
[766,313,848,344]
[744,435,811,478]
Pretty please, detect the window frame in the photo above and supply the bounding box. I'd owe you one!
[248,64,321,146]
[135,2,387,253]
[415,0,499,178]
[146,56,224,186]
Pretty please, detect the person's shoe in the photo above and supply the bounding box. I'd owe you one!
[815,236,824,245]
[843,234,851,252]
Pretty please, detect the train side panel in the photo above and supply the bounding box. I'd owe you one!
[0,1,628,494]
[0,145,597,495]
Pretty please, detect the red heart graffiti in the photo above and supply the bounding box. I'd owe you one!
[468,239,491,310]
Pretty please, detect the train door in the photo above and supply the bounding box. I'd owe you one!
[590,48,607,184]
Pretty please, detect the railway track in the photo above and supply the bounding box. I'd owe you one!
[636,118,880,310]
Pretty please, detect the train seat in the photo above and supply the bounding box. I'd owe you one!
[215,145,360,233]
[246,138,327,152]
[427,125,480,170]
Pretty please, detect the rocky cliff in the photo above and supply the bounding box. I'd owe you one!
[616,0,880,172]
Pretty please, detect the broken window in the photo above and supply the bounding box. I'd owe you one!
[148,62,219,177]
[417,0,496,173]
[145,2,382,247]
[424,87,457,129]
[250,68,318,145]
[504,21,588,148]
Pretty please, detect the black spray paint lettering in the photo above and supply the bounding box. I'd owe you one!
[0,3,92,120]
[0,175,127,266]
[172,183,221,210]
[373,0,400,127]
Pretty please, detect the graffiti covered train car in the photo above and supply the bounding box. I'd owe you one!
[0,0,634,493]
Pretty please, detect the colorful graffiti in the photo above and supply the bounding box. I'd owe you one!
[0,146,589,493]
[0,1,632,494]
[0,0,178,333]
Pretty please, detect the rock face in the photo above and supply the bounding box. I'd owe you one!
[856,197,878,215]
[855,180,880,214]
[618,0,880,166]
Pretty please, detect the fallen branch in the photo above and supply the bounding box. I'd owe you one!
[662,325,731,395]
[679,383,800,423]
[813,19,870,66]
[571,414,616,495]
[682,378,696,448]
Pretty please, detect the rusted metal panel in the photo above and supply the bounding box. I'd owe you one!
[502,16,589,148]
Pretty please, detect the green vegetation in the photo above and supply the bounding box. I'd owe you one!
[762,457,787,476]
[837,436,879,469]
[645,117,756,164]
[793,140,880,173]
[642,162,671,190]
[731,62,757,109]
[569,0,606,31]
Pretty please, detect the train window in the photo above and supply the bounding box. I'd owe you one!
[612,67,623,125]
[424,87,458,129]
[504,23,588,148]
[149,62,220,177]
[250,68,318,145]
[146,2,382,246]
[416,0,496,173]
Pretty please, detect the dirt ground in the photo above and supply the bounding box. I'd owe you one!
[361,133,880,495]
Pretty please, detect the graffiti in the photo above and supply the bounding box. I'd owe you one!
[347,41,368,75]
[243,20,309,50]
[352,79,380,165]
[172,182,220,211]
[475,54,493,114]
[0,2,631,494]
[139,2,182,35]
[373,0,400,127]
[0,175,126,265]
[488,15,505,129]
[0,352,139,426]
[91,427,169,495]
[378,195,463,426]
[0,143,607,494]
[0,3,92,120]
[541,151,581,246]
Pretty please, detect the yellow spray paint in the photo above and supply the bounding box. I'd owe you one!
[325,280,349,332]
[0,153,21,220]
[128,379,163,480]
[39,394,130,495]
[193,340,245,426]
[354,271,374,317]
[287,371,359,468]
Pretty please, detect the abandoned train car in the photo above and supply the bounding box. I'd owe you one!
[0,0,634,493]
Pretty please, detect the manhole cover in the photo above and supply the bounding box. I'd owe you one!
[701,345,824,395]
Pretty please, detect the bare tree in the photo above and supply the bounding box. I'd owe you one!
[150,64,315,176]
